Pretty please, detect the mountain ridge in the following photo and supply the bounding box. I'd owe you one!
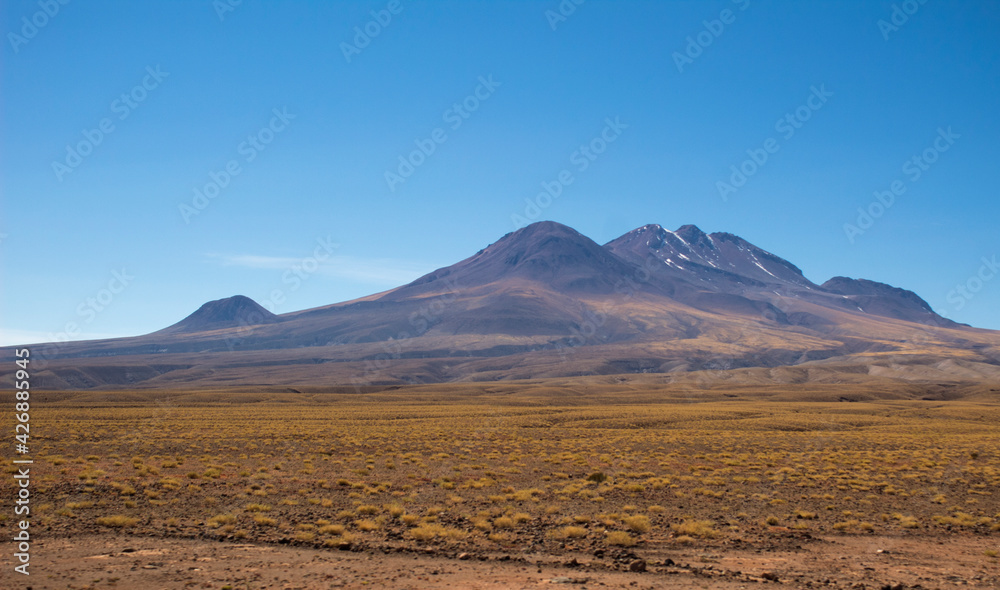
[4,221,995,390]
[158,295,280,334]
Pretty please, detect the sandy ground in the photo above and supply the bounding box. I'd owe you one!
[3,533,997,590]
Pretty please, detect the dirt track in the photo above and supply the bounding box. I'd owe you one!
[4,533,997,589]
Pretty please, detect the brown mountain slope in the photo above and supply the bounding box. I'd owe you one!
[3,221,998,390]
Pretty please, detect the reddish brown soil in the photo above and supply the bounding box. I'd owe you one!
[4,532,997,589]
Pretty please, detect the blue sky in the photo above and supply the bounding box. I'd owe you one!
[2,0,998,345]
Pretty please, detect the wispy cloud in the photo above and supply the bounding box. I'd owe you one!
[207,253,437,285]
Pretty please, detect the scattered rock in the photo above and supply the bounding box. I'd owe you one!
[457,552,471,560]
[628,559,647,572]
[762,571,779,581]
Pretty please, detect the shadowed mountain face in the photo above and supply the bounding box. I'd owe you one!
[383,221,642,299]
[606,224,963,329]
[818,276,950,325]
[606,224,813,291]
[4,221,995,390]
[159,295,279,334]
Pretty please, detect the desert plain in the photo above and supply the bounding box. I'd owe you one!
[3,378,998,589]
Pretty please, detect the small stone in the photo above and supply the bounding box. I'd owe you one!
[457,552,471,560]
[628,559,647,572]
[762,571,779,581]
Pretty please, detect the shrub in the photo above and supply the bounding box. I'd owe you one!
[408,523,465,542]
[623,515,651,533]
[207,514,237,528]
[401,514,420,526]
[606,531,636,547]
[833,519,873,531]
[672,519,719,538]
[323,532,356,547]
[555,526,588,539]
[354,519,379,532]
[386,504,405,517]
[473,519,492,531]
[97,515,138,528]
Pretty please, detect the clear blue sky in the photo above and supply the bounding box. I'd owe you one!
[2,0,999,345]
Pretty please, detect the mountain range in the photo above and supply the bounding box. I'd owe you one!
[6,221,1000,391]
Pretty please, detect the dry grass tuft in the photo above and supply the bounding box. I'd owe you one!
[96,515,138,528]
[672,519,719,538]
